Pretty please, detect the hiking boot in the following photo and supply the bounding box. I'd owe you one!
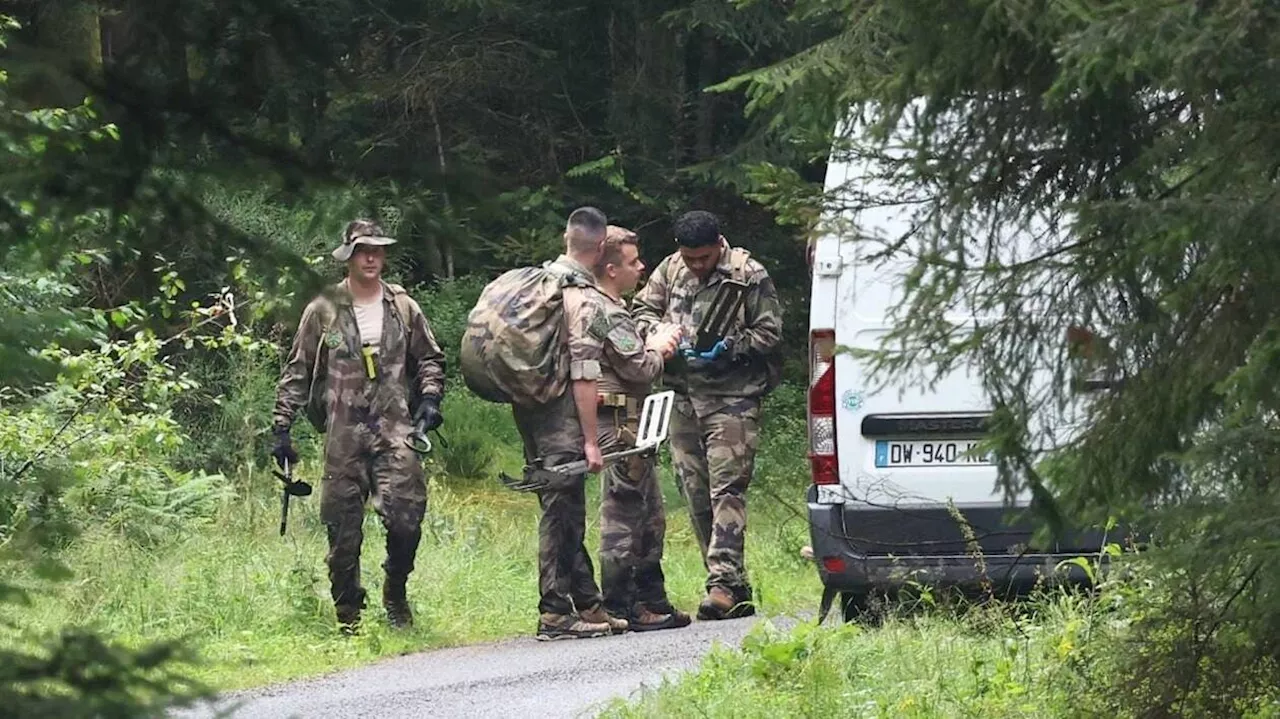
[697,586,755,621]
[535,612,613,641]
[383,580,413,630]
[627,606,679,632]
[644,600,692,628]
[336,604,363,636]
[579,605,629,634]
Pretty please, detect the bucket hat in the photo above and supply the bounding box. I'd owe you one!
[332,219,396,262]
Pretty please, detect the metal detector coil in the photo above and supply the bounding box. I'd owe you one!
[405,423,433,455]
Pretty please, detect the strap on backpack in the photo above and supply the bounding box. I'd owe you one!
[383,282,416,343]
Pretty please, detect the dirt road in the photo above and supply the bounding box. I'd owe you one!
[178,614,794,718]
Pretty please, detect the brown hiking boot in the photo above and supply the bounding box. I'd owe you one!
[383,581,413,629]
[628,607,680,632]
[697,586,755,621]
[535,612,613,641]
[579,605,629,634]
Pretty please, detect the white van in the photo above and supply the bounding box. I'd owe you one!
[805,121,1109,622]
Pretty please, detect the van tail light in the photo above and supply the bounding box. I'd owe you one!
[808,329,838,485]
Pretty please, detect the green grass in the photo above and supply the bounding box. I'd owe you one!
[597,591,1109,718]
[6,386,824,692]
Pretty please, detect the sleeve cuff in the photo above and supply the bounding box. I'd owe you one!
[571,360,602,381]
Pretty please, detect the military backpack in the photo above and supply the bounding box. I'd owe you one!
[459,261,592,407]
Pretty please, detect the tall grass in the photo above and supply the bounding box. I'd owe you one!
[7,386,823,691]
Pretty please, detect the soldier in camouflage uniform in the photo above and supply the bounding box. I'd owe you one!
[271,219,447,633]
[514,207,629,641]
[633,210,783,620]
[590,225,690,631]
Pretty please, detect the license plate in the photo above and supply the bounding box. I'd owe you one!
[874,440,993,468]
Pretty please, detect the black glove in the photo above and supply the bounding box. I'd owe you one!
[414,397,444,432]
[271,427,298,469]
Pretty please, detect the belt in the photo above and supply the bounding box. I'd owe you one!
[597,392,640,416]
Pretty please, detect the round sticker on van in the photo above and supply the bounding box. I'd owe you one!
[841,390,864,412]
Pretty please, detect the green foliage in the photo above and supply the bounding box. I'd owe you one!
[598,590,1110,718]
[0,629,207,719]
[409,276,488,376]
[723,0,1280,712]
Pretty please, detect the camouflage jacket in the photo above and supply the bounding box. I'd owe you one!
[595,291,665,397]
[633,243,783,408]
[272,280,446,434]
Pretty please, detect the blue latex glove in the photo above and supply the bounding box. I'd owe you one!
[695,340,729,362]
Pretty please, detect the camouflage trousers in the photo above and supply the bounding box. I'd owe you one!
[320,419,427,612]
[597,404,670,618]
[669,395,762,597]
[512,392,603,616]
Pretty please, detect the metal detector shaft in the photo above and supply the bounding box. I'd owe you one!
[544,445,657,476]
[537,390,676,476]
[279,485,290,536]
[278,459,291,537]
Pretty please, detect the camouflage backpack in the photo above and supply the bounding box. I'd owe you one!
[304,283,417,433]
[460,261,592,406]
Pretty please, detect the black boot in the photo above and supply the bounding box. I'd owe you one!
[336,604,363,636]
[334,586,367,636]
[644,599,692,628]
[383,576,413,629]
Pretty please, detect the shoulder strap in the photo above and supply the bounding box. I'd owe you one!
[313,296,338,339]
[383,282,416,341]
[728,247,752,278]
[561,284,587,335]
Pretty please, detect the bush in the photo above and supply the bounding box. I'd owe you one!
[2,335,232,550]
[409,275,488,379]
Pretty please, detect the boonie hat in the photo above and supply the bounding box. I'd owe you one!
[332,219,396,262]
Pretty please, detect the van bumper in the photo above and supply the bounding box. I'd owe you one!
[805,485,1109,593]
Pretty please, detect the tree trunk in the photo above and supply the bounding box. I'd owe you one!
[100,0,188,104]
[695,30,718,161]
[429,99,455,280]
[673,27,689,169]
[30,0,102,106]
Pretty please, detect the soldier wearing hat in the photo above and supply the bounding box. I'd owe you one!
[271,219,447,634]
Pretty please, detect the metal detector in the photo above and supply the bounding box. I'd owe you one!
[500,390,676,492]
[274,459,313,537]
